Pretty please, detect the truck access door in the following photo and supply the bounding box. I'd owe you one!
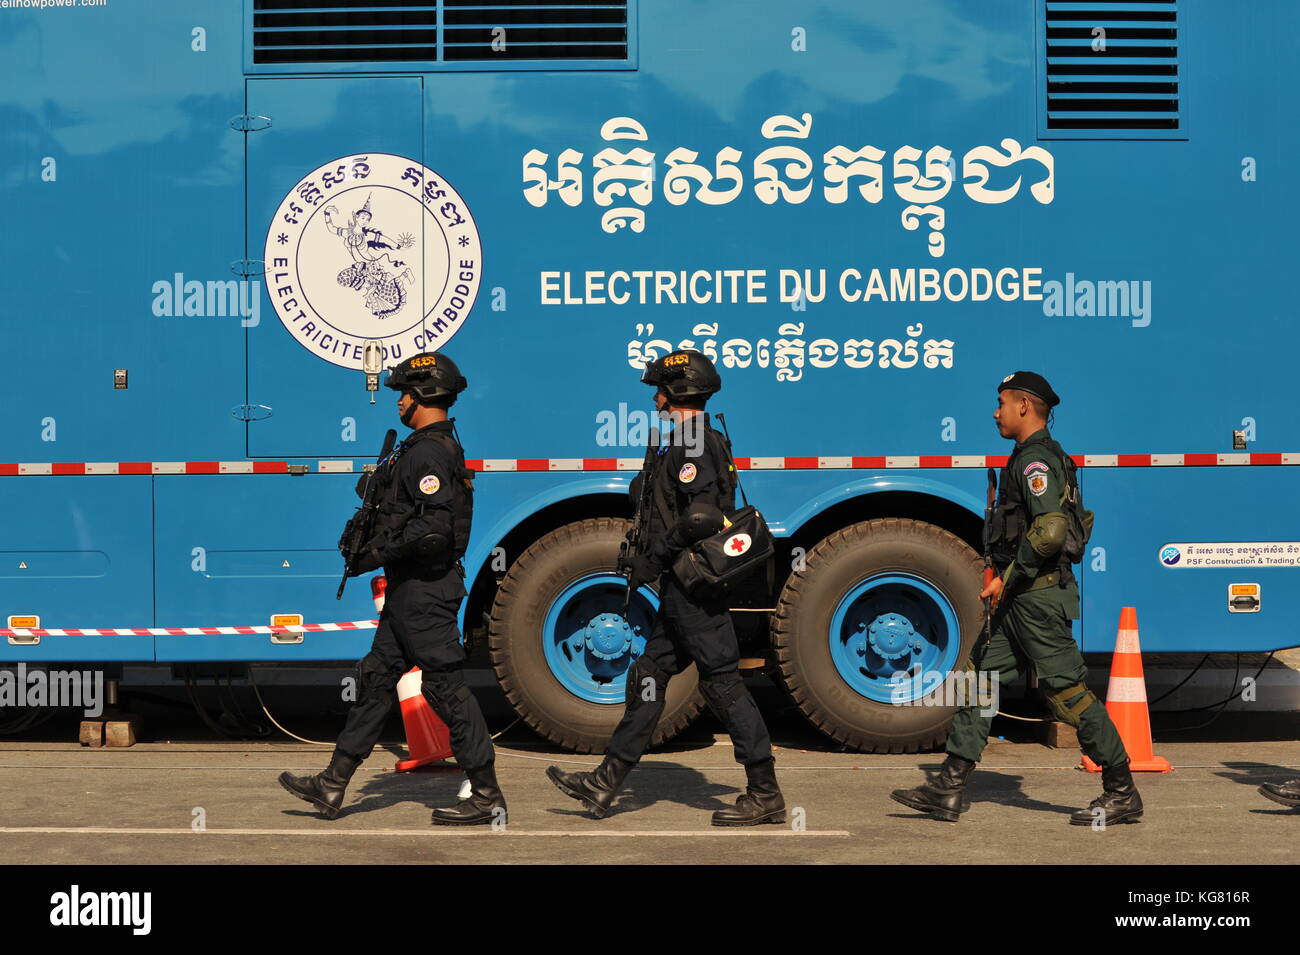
[244,76,424,459]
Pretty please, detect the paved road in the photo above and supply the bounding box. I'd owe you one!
[2,731,1296,864]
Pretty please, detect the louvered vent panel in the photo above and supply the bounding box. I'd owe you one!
[1044,0,1180,134]
[250,0,630,68]
[443,1,628,61]
[252,0,438,64]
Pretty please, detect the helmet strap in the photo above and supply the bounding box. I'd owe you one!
[399,393,418,427]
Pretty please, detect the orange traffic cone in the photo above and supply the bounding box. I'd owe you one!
[394,668,454,772]
[1082,607,1172,773]
[373,577,455,773]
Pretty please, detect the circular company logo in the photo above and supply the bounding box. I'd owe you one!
[264,153,483,370]
[725,533,752,557]
[1159,545,1181,566]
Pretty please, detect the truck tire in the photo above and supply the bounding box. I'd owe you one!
[488,517,704,753]
[772,518,983,753]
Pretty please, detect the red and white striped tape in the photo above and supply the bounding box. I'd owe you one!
[2,452,1297,475]
[0,620,378,639]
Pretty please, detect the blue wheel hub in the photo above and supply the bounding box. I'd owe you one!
[830,573,960,705]
[542,573,659,705]
[865,613,919,661]
[584,613,634,661]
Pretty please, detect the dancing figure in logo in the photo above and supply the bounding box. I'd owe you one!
[323,195,416,319]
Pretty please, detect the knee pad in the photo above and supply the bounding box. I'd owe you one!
[421,669,472,718]
[1045,681,1098,727]
[625,656,671,707]
[699,670,747,719]
[356,654,400,705]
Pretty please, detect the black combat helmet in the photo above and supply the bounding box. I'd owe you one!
[642,349,722,401]
[386,352,468,405]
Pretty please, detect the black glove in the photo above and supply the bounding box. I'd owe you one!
[350,545,384,576]
[624,553,662,590]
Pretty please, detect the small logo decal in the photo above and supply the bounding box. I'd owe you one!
[419,474,441,495]
[678,463,697,483]
[1160,545,1181,566]
[725,533,752,557]
[1028,473,1048,497]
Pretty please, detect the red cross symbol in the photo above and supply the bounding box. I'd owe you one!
[729,537,745,553]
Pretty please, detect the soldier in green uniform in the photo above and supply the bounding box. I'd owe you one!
[891,372,1143,826]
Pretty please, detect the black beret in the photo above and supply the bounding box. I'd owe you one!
[998,371,1060,408]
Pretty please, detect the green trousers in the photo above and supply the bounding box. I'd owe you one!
[945,581,1129,769]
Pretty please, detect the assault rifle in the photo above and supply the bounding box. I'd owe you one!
[620,425,660,616]
[337,428,398,599]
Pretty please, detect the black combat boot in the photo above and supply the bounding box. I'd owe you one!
[431,762,507,826]
[711,757,786,827]
[545,754,635,819]
[278,751,361,820]
[889,754,975,822]
[1070,759,1143,826]
[1258,778,1300,809]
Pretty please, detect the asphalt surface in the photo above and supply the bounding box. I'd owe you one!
[2,728,1297,865]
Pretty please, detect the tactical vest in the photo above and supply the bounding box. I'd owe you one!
[371,424,474,565]
[987,432,1090,580]
[647,424,738,538]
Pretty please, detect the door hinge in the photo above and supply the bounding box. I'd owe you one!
[230,259,266,278]
[232,404,273,422]
[229,114,272,132]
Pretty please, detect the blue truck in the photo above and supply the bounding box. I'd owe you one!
[2,0,1296,753]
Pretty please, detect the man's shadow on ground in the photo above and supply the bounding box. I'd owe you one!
[280,759,735,820]
[884,763,1079,823]
[280,743,467,819]
[543,761,738,818]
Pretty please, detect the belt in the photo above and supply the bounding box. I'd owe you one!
[1025,572,1062,592]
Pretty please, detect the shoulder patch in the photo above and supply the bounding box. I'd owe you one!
[1028,473,1048,497]
[678,462,697,484]
[418,474,441,495]
[1023,460,1050,476]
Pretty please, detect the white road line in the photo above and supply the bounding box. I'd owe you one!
[0,826,851,838]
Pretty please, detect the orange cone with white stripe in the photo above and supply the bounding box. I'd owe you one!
[370,577,454,773]
[1082,607,1171,773]
[394,667,454,772]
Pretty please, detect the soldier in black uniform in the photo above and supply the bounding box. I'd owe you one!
[545,350,785,826]
[278,352,504,826]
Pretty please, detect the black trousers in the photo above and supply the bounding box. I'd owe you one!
[606,573,773,767]
[335,568,495,772]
